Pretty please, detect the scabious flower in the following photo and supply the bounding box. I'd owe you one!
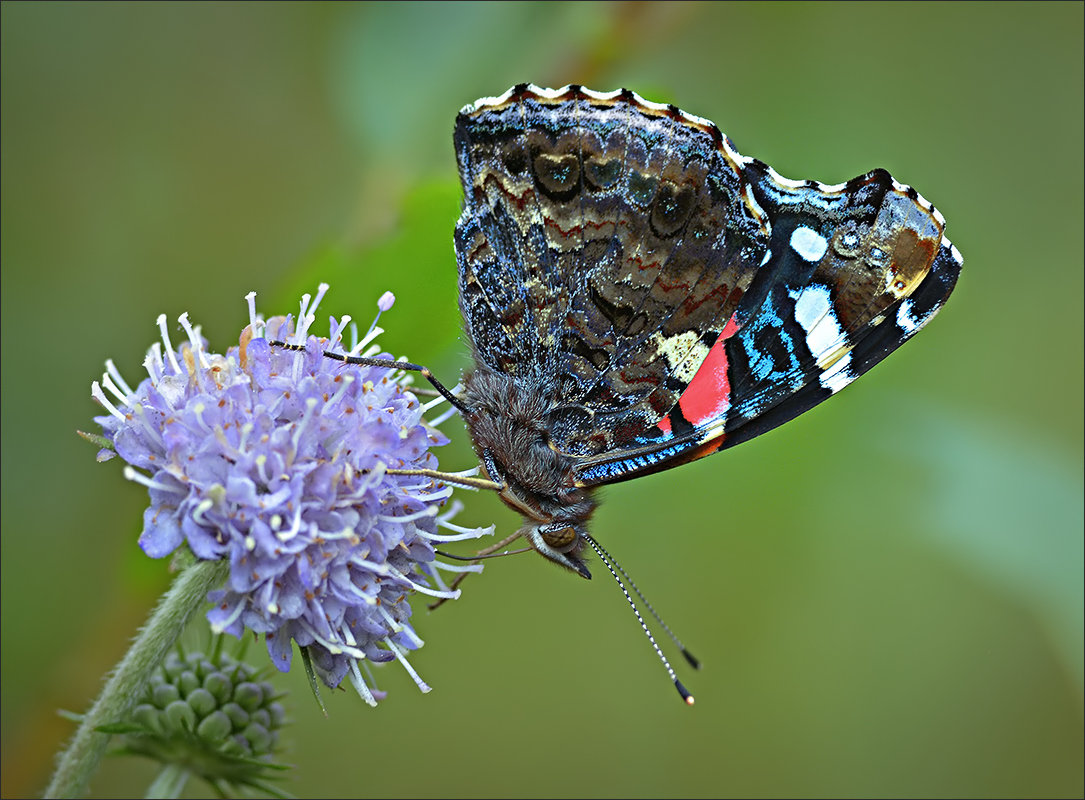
[90,285,490,705]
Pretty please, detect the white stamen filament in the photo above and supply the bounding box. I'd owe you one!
[354,461,388,493]
[156,314,182,375]
[385,564,460,599]
[245,291,260,335]
[90,381,126,421]
[402,484,454,503]
[384,637,431,693]
[419,562,451,592]
[420,394,447,414]
[314,526,361,542]
[254,454,271,486]
[376,605,405,635]
[105,359,135,397]
[297,617,367,661]
[427,404,461,427]
[346,660,378,707]
[430,559,485,574]
[417,525,495,543]
[439,467,481,480]
[378,506,438,525]
[122,466,175,492]
[191,497,215,525]
[296,617,343,656]
[327,314,352,347]
[349,556,391,575]
[144,342,165,382]
[379,608,425,650]
[177,312,209,370]
[99,372,129,405]
[438,499,469,517]
[308,283,330,321]
[364,291,395,341]
[437,515,495,537]
[213,426,240,459]
[276,507,304,542]
[351,324,385,355]
[295,293,313,335]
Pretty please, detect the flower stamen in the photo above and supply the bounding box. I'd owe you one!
[383,638,431,693]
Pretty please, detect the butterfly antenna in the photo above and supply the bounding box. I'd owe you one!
[581,533,695,706]
[600,543,700,670]
[270,340,470,415]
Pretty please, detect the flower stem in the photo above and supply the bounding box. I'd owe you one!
[145,763,190,799]
[44,558,229,798]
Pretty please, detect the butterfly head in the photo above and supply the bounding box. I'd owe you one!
[521,521,593,579]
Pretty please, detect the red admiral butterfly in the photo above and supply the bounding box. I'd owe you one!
[317,84,961,702]
[453,86,959,538]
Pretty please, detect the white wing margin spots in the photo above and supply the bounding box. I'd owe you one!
[789,284,854,394]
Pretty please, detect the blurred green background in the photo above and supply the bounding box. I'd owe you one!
[2,2,1082,797]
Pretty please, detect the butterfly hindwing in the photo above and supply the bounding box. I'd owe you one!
[455,86,770,459]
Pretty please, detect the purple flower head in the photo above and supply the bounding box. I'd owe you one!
[91,285,491,705]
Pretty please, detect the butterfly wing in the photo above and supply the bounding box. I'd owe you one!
[454,85,961,490]
[573,166,962,486]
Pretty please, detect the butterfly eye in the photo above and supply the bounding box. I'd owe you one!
[540,524,578,549]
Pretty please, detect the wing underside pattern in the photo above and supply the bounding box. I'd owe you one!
[454,85,961,489]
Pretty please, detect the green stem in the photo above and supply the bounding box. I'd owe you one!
[144,763,189,799]
[44,559,230,798]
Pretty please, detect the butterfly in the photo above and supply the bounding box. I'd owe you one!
[450,83,960,561]
[317,84,961,701]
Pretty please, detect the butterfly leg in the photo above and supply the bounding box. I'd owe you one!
[428,530,528,610]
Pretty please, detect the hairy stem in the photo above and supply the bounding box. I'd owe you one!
[44,558,229,798]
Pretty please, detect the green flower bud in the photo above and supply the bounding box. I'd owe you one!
[115,647,288,795]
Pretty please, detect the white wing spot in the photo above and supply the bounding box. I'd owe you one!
[790,226,829,262]
[820,352,853,394]
[793,286,838,356]
[896,299,921,333]
[791,285,854,390]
